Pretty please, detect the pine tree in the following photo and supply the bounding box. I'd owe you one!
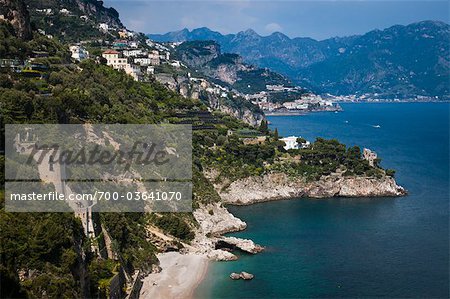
[259,120,268,134]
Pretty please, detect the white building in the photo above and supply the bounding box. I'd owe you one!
[146,66,154,75]
[160,51,170,61]
[148,50,161,65]
[124,64,141,81]
[170,60,181,68]
[69,45,89,61]
[280,136,310,150]
[102,50,141,81]
[102,50,127,70]
[129,41,139,48]
[123,49,145,57]
[60,8,70,15]
[134,57,151,66]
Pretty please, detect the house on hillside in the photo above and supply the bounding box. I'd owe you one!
[134,56,151,66]
[102,50,141,81]
[123,49,145,57]
[280,136,310,150]
[70,45,89,61]
[102,50,127,70]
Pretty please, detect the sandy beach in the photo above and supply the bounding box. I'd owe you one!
[140,252,209,299]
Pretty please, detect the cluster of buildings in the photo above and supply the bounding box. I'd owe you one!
[255,94,338,113]
[241,85,340,113]
[265,84,302,92]
[327,93,443,102]
[98,36,186,81]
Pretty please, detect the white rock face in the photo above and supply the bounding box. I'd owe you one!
[193,203,246,235]
[240,271,254,280]
[216,172,406,205]
[338,176,405,197]
[219,236,264,254]
[189,203,248,260]
[207,249,238,261]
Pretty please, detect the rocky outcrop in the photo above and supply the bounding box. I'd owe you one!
[210,171,406,205]
[207,249,238,261]
[230,272,254,280]
[188,203,248,261]
[219,103,264,127]
[230,272,241,280]
[219,236,264,254]
[0,0,32,39]
[73,0,123,28]
[193,203,247,235]
[154,73,264,126]
[177,41,220,68]
[240,272,254,280]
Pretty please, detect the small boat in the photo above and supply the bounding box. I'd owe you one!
[344,120,349,123]
[372,125,381,128]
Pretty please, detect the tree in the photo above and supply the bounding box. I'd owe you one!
[385,169,396,177]
[274,128,279,141]
[259,120,268,134]
[296,137,306,145]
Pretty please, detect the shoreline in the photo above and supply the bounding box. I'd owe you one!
[139,252,209,299]
[139,171,406,298]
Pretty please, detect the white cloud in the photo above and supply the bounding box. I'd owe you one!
[265,22,283,33]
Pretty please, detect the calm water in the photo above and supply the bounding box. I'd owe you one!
[195,103,449,298]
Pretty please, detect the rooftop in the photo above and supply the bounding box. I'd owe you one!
[103,50,119,54]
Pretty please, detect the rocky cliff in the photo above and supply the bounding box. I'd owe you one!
[207,171,406,205]
[154,71,265,126]
[0,0,32,39]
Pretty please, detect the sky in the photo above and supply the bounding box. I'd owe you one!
[103,0,450,40]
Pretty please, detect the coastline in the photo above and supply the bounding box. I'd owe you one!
[138,171,406,298]
[206,171,406,206]
[139,252,209,299]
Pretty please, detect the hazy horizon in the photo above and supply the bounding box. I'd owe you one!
[103,0,449,40]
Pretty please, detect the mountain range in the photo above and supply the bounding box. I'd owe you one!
[149,21,450,99]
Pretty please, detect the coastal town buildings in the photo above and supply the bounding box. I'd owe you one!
[134,56,152,66]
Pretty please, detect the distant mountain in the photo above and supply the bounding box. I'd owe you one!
[149,21,450,99]
[173,40,294,94]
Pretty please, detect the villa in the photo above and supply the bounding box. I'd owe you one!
[102,50,127,70]
[280,136,310,150]
[69,45,89,61]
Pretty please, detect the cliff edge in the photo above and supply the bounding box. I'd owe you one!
[208,171,406,205]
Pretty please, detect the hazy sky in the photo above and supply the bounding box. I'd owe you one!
[103,0,449,40]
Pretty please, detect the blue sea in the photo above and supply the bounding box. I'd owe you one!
[194,103,449,298]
